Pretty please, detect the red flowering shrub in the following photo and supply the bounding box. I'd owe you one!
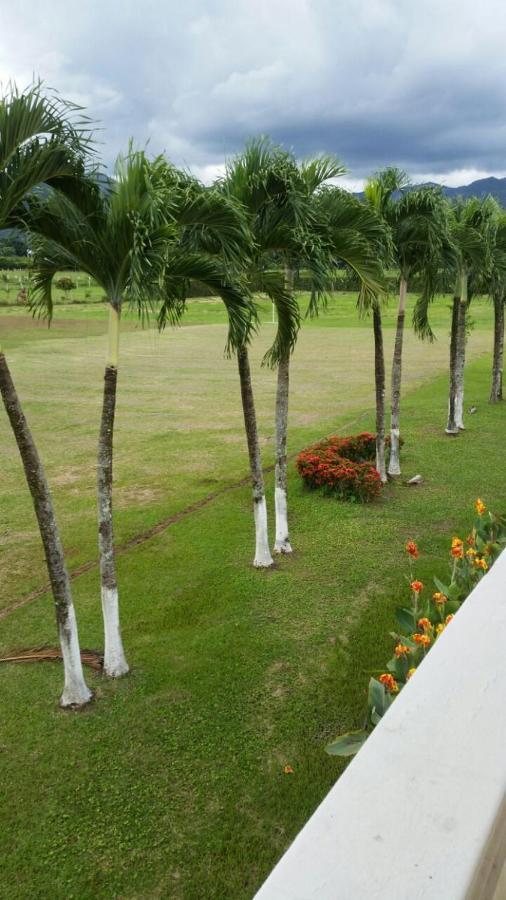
[296,432,382,502]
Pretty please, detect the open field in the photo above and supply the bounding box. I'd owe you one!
[1,293,505,898]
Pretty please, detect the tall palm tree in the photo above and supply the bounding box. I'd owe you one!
[262,156,345,554]
[222,139,301,566]
[369,175,453,474]
[442,198,494,434]
[29,152,253,675]
[0,83,93,707]
[390,191,452,470]
[487,214,506,403]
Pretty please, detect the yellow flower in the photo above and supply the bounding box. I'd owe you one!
[412,633,431,648]
[474,557,488,571]
[466,547,477,558]
[433,592,447,604]
[475,498,486,516]
[435,623,445,636]
[406,667,416,680]
[451,537,464,559]
[394,643,411,658]
[283,765,294,775]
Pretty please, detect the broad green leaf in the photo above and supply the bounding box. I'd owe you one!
[325,730,369,757]
[395,607,416,632]
[433,576,450,595]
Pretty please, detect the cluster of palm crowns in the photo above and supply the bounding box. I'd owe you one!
[1,83,504,708]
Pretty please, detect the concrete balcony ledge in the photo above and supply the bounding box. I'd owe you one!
[255,550,506,900]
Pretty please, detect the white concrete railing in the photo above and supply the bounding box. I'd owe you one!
[255,550,506,900]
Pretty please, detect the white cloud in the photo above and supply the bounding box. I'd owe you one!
[1,0,506,185]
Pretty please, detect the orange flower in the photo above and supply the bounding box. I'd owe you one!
[411,580,424,594]
[451,545,464,559]
[394,643,411,657]
[379,673,399,693]
[445,614,454,625]
[467,533,475,547]
[283,765,294,775]
[417,617,433,632]
[432,591,447,604]
[405,540,419,559]
[412,633,431,648]
[474,557,488,571]
[406,667,416,680]
[475,498,486,516]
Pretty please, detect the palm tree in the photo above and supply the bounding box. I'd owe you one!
[442,198,494,434]
[308,187,389,485]
[487,214,506,403]
[29,152,254,674]
[389,191,452,471]
[369,174,453,474]
[0,83,93,707]
[264,156,345,554]
[222,138,301,566]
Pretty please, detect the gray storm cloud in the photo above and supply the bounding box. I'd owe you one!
[1,0,505,182]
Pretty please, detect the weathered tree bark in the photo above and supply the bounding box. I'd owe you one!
[0,351,92,707]
[388,275,407,476]
[273,265,293,554]
[373,302,387,483]
[237,345,273,567]
[490,292,504,403]
[454,272,468,431]
[446,294,460,435]
[97,304,129,677]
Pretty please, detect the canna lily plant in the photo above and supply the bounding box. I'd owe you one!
[325,499,506,758]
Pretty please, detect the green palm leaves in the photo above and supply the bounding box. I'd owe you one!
[0,82,93,231]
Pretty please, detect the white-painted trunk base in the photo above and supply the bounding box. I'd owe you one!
[455,388,465,430]
[253,497,274,568]
[387,429,401,477]
[101,585,130,677]
[376,450,387,484]
[59,603,93,708]
[274,487,292,554]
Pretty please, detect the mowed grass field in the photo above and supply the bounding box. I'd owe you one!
[1,291,505,899]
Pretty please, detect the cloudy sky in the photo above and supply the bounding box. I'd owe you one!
[1,0,506,189]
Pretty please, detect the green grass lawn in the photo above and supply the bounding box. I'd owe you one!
[0,294,505,898]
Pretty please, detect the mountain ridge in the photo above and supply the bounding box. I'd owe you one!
[356,176,506,205]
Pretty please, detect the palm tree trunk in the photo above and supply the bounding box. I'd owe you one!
[98,304,129,676]
[274,265,293,554]
[490,293,504,403]
[0,350,92,707]
[454,272,468,430]
[237,346,273,568]
[373,302,387,483]
[446,294,460,434]
[274,352,291,553]
[388,276,407,476]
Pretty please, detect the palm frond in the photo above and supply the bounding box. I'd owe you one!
[158,252,256,354]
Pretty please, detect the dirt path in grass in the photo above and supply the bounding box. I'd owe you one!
[0,410,371,623]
